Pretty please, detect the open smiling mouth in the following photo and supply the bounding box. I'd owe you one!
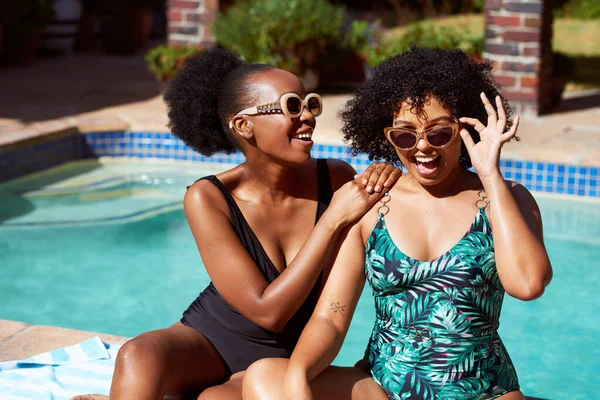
[292,129,313,143]
[413,155,441,176]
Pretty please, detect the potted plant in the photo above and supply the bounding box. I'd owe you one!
[100,0,159,54]
[145,44,203,90]
[214,0,345,90]
[0,0,54,64]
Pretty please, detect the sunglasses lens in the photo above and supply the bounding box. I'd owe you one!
[390,131,417,149]
[427,126,454,147]
[285,97,303,115]
[307,96,321,116]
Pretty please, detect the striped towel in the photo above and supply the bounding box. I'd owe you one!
[0,336,120,400]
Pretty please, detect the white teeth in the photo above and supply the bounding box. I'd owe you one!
[414,155,439,163]
[295,130,313,140]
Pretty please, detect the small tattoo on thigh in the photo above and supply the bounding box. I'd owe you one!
[329,301,346,316]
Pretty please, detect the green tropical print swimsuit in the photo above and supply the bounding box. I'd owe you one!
[364,198,519,400]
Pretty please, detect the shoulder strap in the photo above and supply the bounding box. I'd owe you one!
[377,192,391,217]
[315,159,333,222]
[476,189,489,210]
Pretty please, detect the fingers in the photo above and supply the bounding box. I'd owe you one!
[364,163,383,193]
[495,95,507,133]
[459,117,486,133]
[385,167,403,188]
[480,92,497,127]
[374,164,402,190]
[502,115,520,143]
[460,127,476,152]
[358,163,378,187]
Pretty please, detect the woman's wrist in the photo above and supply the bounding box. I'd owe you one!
[479,170,504,189]
[320,209,348,233]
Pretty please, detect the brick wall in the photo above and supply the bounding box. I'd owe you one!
[167,0,218,47]
[483,0,554,116]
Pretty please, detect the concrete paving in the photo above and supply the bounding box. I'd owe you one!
[1,50,599,165]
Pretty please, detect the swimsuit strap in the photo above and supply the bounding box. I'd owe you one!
[476,188,489,210]
[377,192,391,217]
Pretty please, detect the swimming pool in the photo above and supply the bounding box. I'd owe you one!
[1,160,598,399]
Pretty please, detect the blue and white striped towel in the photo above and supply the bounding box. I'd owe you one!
[0,336,121,400]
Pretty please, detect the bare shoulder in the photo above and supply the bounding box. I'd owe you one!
[184,175,235,218]
[322,158,357,191]
[504,179,541,212]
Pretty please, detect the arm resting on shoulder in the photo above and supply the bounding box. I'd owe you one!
[184,161,369,332]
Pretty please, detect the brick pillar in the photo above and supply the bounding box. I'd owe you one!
[483,0,554,116]
[167,0,218,47]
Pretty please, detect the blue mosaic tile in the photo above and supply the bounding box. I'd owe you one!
[2,130,599,198]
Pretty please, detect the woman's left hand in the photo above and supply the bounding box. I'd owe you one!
[459,93,520,179]
[354,162,402,193]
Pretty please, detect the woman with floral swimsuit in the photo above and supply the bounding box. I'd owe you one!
[242,47,553,400]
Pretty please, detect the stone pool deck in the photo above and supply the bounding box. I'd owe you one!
[1,51,600,166]
[0,319,128,363]
[0,50,598,387]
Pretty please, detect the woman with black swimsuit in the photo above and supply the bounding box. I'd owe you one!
[72,48,400,400]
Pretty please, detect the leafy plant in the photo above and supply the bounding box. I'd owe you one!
[555,0,600,19]
[145,45,203,82]
[214,0,345,74]
[341,19,374,52]
[363,24,484,67]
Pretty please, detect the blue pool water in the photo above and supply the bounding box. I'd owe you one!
[1,160,599,399]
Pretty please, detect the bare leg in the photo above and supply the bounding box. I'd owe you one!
[242,358,387,400]
[72,322,227,400]
[197,371,245,400]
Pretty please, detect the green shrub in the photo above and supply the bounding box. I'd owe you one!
[214,0,345,74]
[556,0,600,19]
[145,45,203,82]
[363,24,484,67]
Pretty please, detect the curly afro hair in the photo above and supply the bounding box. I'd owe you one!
[340,46,513,169]
[164,47,274,156]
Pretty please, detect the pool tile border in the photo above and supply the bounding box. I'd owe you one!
[1,130,598,198]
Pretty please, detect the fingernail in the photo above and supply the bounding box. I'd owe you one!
[375,185,381,192]
[363,179,368,185]
[384,181,390,187]
[367,185,373,192]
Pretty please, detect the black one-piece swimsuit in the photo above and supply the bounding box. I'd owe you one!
[181,159,332,375]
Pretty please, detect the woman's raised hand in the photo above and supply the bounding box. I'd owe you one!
[327,177,385,227]
[354,162,402,193]
[459,93,520,179]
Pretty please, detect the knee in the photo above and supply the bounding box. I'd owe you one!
[243,358,286,400]
[115,335,166,374]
